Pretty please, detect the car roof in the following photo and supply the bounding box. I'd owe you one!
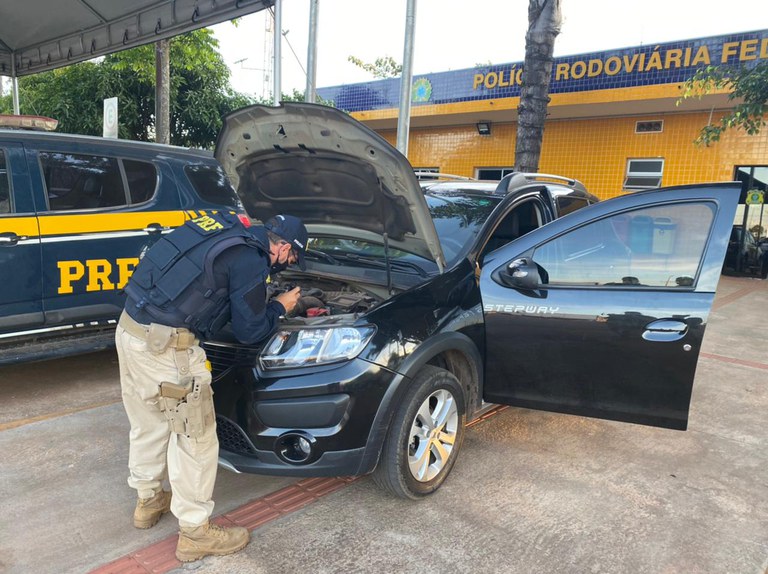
[420,181,499,194]
[421,179,599,205]
[419,172,599,203]
[544,183,599,203]
[0,128,214,159]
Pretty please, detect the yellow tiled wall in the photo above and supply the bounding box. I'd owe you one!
[379,112,768,200]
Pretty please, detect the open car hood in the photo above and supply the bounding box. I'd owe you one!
[215,103,445,271]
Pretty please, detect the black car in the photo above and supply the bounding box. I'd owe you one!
[725,225,768,277]
[206,103,740,499]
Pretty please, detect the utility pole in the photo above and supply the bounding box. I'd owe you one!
[396,0,417,155]
[305,0,319,103]
[272,0,282,106]
[155,39,171,144]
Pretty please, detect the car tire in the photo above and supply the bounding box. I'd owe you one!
[373,365,466,499]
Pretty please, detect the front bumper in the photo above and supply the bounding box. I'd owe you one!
[212,356,395,477]
[218,444,366,477]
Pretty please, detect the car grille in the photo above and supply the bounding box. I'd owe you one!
[216,415,257,455]
[203,341,260,377]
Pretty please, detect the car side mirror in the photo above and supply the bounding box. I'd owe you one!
[499,257,541,290]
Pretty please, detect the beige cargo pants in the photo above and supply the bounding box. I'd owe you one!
[115,321,218,528]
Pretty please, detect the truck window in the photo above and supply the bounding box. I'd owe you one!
[123,159,158,204]
[0,150,10,214]
[40,152,127,211]
[184,164,241,209]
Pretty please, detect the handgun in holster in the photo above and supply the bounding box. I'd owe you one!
[158,379,214,438]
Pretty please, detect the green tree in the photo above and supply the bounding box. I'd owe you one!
[347,55,402,79]
[680,62,768,145]
[251,88,333,107]
[1,29,253,149]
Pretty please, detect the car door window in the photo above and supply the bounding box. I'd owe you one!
[40,152,127,211]
[555,195,588,216]
[482,199,544,257]
[0,150,10,214]
[532,202,715,287]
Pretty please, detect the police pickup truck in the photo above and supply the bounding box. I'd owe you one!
[0,115,246,364]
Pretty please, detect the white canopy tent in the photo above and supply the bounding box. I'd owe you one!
[0,0,274,111]
[0,0,415,154]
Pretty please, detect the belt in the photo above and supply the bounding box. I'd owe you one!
[118,310,199,350]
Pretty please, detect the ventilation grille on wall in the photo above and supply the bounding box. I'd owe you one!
[636,120,663,133]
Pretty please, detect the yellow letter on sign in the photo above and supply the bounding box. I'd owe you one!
[86,259,115,292]
[58,260,85,294]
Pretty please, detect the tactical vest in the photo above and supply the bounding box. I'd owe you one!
[124,212,269,338]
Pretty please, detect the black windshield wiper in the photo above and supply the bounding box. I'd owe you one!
[337,253,429,278]
[306,249,341,265]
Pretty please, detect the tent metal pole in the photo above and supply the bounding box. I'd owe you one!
[11,56,19,114]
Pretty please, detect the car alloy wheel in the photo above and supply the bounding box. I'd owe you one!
[407,388,459,482]
[373,365,466,499]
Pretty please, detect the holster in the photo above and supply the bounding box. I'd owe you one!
[158,378,214,438]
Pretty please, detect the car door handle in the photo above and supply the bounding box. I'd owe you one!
[143,223,171,234]
[642,319,688,342]
[0,232,27,246]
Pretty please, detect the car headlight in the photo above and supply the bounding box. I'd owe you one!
[260,326,376,369]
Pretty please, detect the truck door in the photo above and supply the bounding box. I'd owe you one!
[479,184,740,430]
[0,143,43,334]
[32,150,185,325]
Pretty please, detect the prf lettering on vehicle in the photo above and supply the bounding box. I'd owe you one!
[192,214,224,232]
[58,258,139,294]
[57,216,225,294]
[483,304,560,314]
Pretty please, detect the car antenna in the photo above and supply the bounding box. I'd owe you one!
[383,232,394,295]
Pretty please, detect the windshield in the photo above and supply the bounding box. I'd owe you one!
[427,193,501,264]
[307,193,501,272]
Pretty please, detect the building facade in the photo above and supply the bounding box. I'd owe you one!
[317,29,768,213]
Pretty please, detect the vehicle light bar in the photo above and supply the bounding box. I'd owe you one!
[0,114,58,131]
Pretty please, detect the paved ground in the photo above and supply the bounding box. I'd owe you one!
[1,275,766,574]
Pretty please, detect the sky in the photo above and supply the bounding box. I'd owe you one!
[210,0,768,99]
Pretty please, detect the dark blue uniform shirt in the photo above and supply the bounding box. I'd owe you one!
[127,229,284,345]
[215,244,285,345]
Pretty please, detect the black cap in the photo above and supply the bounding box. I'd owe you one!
[265,214,308,270]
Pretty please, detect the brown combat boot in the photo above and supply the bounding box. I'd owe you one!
[133,489,172,529]
[175,522,250,562]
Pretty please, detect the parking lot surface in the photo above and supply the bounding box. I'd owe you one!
[1,275,766,574]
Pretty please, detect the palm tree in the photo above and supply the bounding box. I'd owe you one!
[515,0,562,173]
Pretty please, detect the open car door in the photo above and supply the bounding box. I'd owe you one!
[479,184,740,430]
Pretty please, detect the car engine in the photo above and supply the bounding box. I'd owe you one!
[269,278,383,318]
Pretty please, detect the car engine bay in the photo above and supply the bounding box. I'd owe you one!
[268,276,386,319]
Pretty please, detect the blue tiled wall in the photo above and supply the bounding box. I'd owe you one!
[318,29,768,112]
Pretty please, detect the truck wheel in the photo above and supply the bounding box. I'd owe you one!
[373,365,466,499]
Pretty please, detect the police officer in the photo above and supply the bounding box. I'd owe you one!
[115,211,307,562]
